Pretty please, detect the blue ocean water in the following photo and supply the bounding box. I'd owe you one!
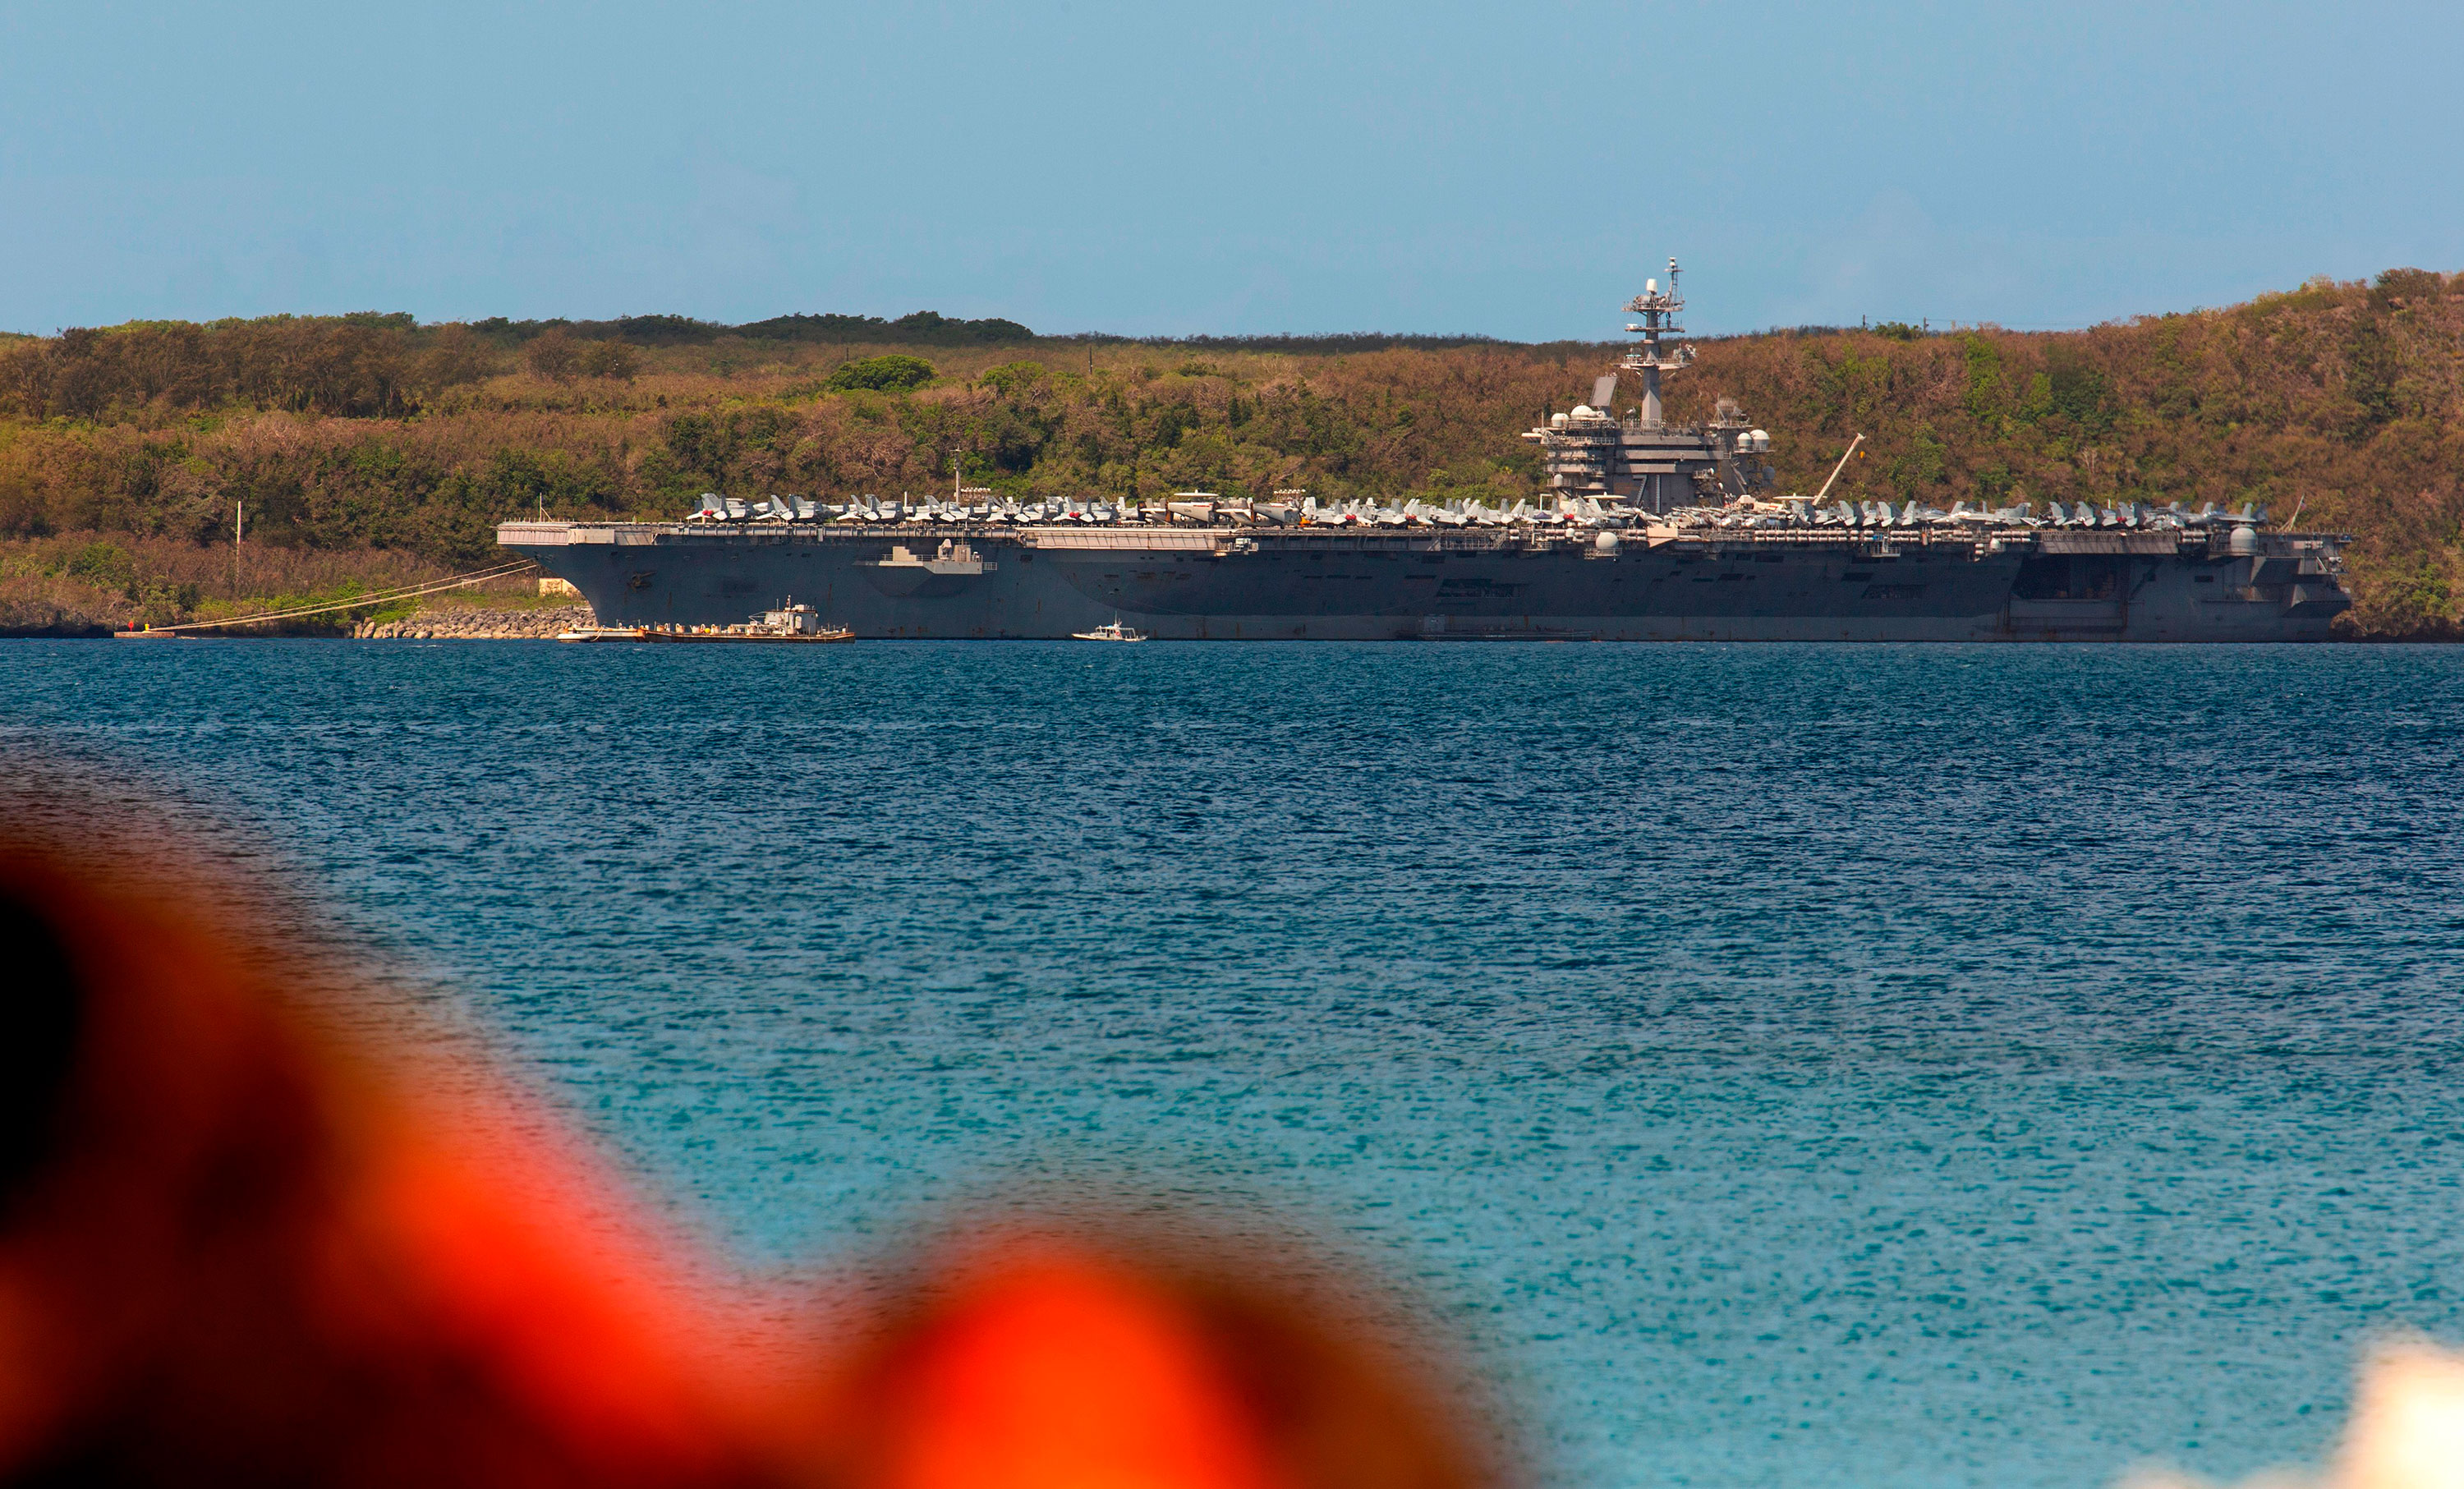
[8,639,2464,1489]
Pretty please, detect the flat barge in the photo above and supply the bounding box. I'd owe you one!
[557,601,852,644]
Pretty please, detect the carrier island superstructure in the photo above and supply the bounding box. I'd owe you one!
[499,264,2352,641]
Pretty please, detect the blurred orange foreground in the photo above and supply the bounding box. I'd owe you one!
[0,834,1491,1489]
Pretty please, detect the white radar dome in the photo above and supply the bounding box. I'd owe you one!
[1571,405,1596,419]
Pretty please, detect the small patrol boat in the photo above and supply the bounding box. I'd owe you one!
[1071,614,1148,642]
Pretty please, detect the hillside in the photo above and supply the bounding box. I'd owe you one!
[2,270,2458,636]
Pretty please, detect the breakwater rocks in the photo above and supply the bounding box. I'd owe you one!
[353,605,595,641]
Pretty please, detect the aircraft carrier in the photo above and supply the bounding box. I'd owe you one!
[499,264,2353,641]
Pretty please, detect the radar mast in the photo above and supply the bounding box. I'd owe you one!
[1620,257,1695,428]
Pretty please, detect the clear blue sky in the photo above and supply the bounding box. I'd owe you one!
[3,0,2458,339]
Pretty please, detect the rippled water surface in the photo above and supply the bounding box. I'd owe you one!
[10,640,2464,1489]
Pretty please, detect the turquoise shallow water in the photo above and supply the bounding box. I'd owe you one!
[9,640,2464,1488]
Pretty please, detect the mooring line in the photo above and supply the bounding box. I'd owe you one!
[128,561,540,634]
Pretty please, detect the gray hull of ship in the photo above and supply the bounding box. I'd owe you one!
[499,523,2346,642]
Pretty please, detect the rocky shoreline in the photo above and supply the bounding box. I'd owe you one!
[352,605,595,640]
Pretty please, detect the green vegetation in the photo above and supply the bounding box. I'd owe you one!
[3,269,2461,637]
[825,355,937,393]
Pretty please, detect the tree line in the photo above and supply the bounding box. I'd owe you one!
[0,310,1056,421]
[0,317,501,421]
